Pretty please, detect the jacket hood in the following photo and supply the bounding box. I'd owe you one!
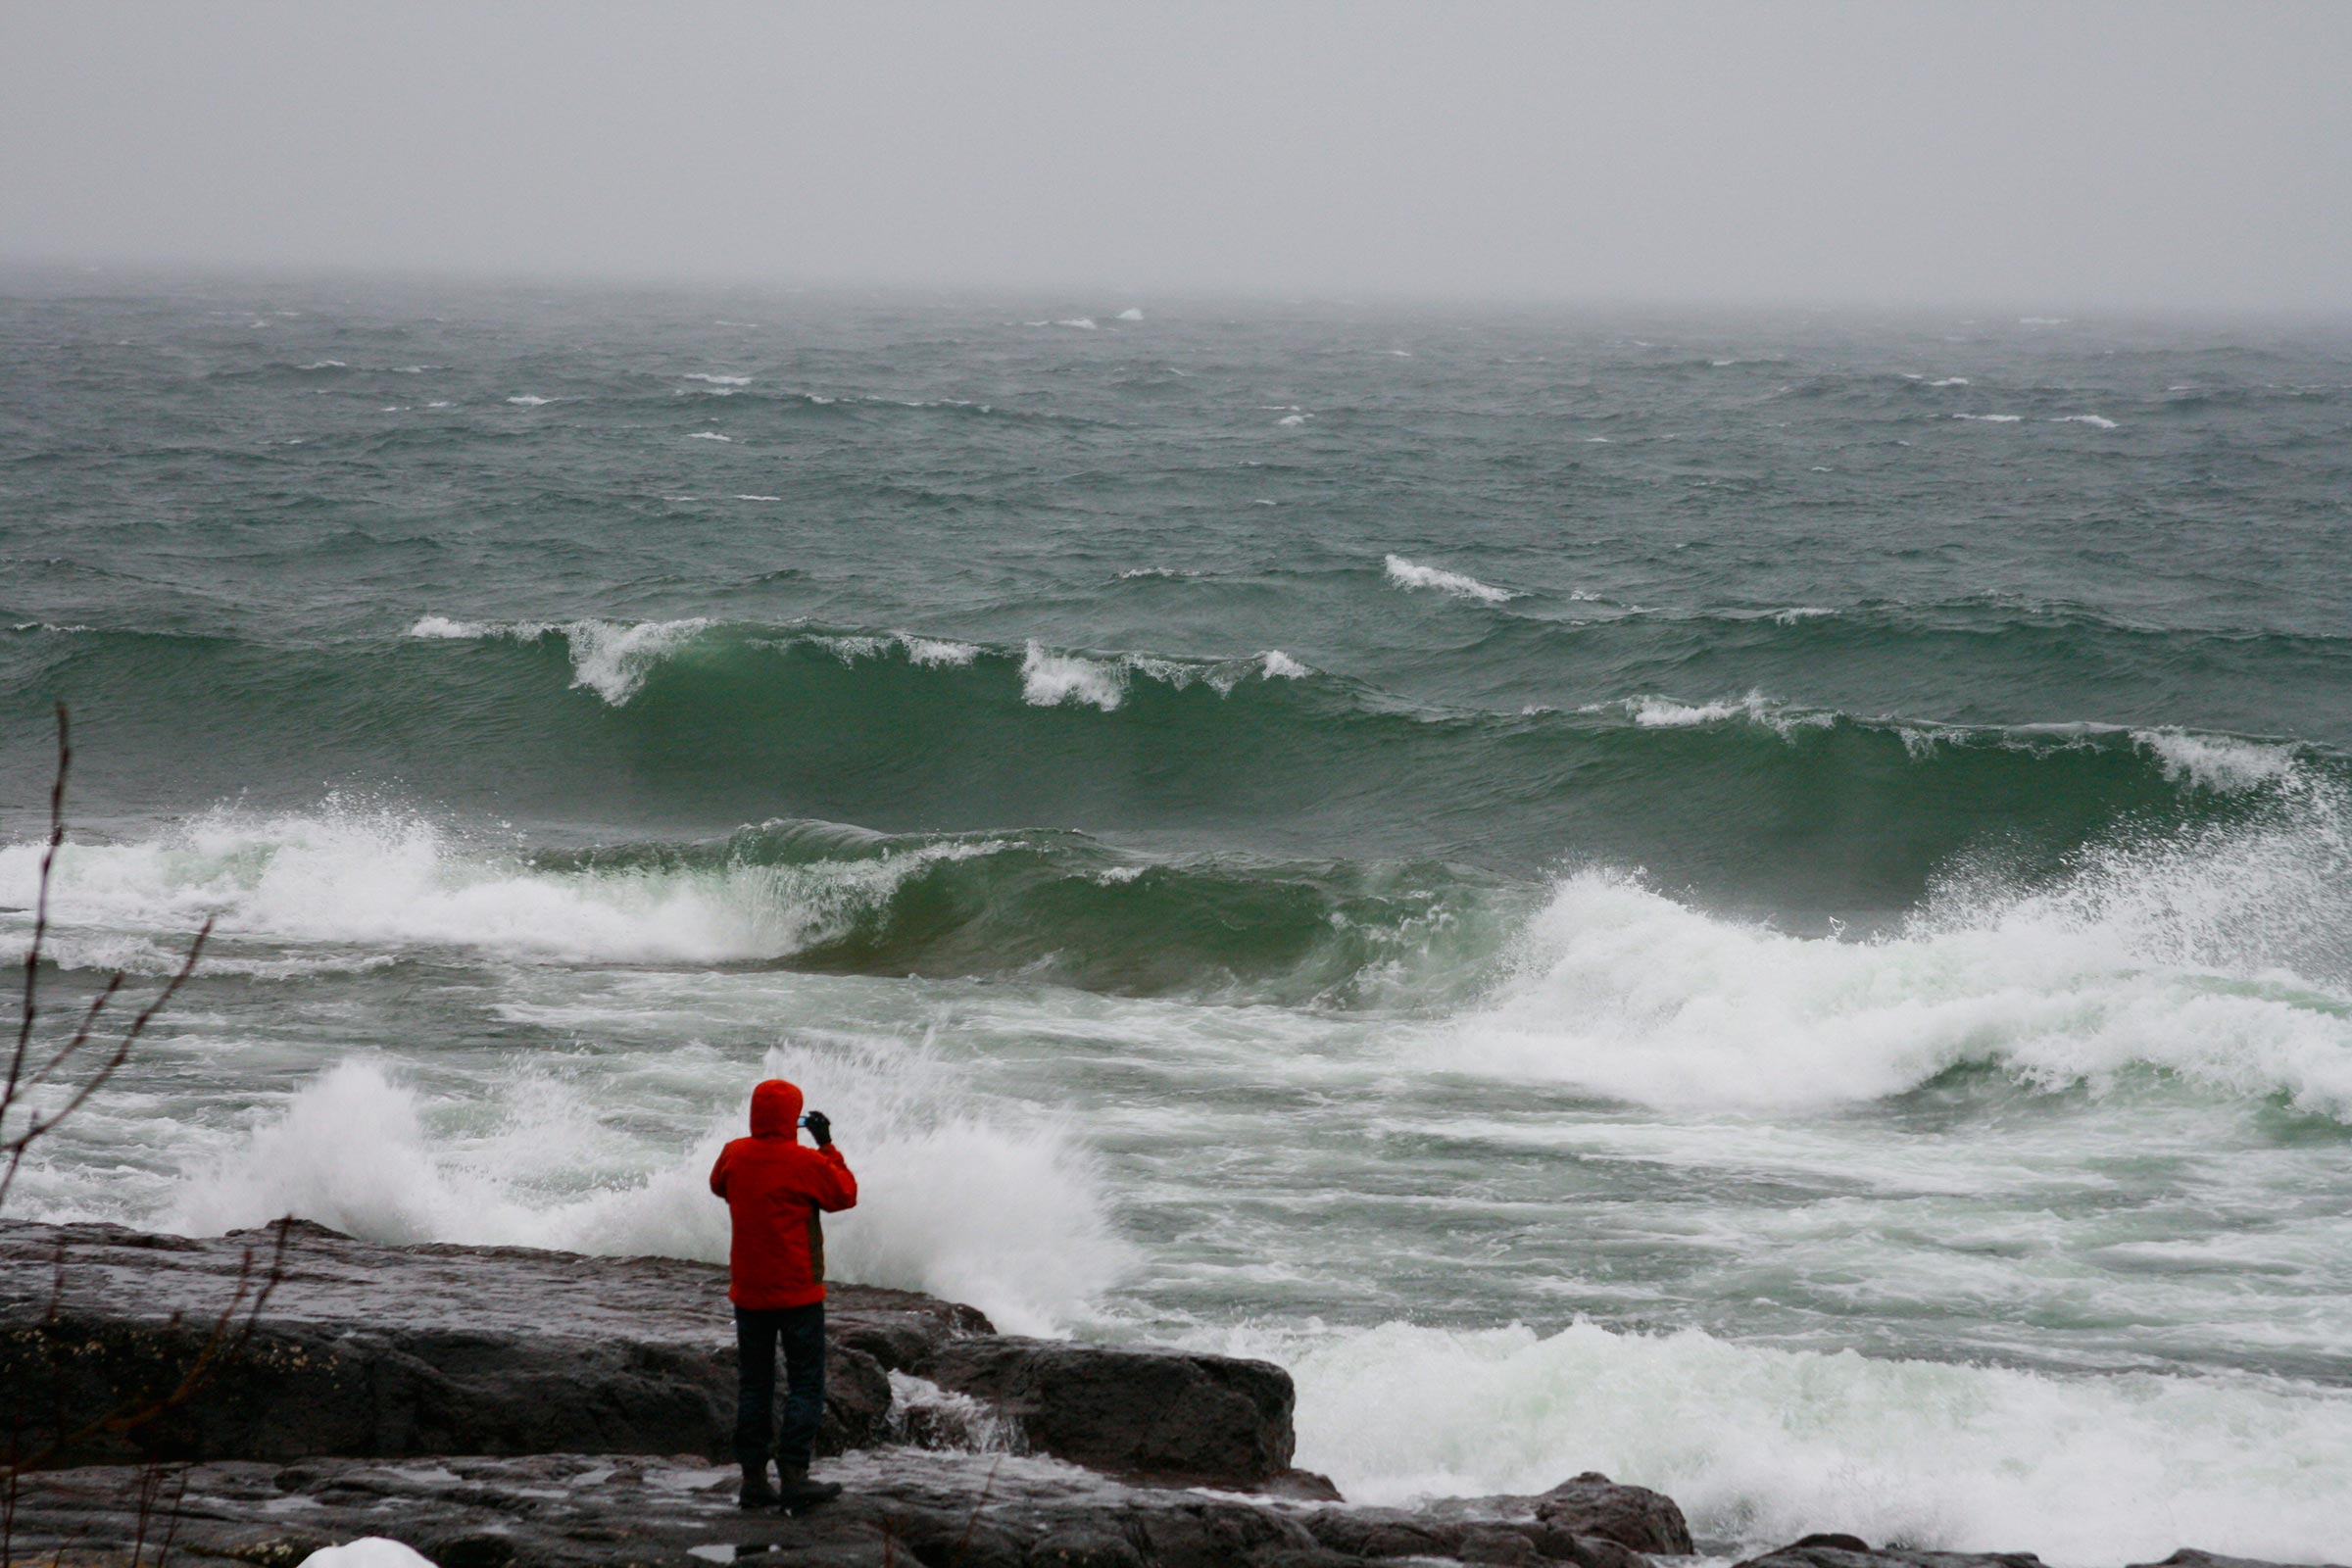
[749,1078,803,1140]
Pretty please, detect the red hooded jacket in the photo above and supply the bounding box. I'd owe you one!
[708,1079,858,1309]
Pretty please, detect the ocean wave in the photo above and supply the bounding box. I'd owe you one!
[407,614,710,702]
[0,804,1008,967]
[0,808,1510,1006]
[161,1046,1128,1337]
[1384,555,1514,604]
[1953,414,2023,423]
[685,430,732,442]
[1434,760,2352,1118]
[678,372,752,386]
[2052,414,2120,429]
[1200,1316,2352,1565]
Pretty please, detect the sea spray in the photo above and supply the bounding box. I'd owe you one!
[164,1042,1129,1337]
[1190,1317,2352,1567]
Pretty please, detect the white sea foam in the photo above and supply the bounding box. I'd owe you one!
[2134,730,2298,793]
[2053,414,2120,429]
[406,615,710,703]
[686,430,732,442]
[1953,413,2022,422]
[802,632,979,669]
[1771,607,1835,624]
[903,636,980,668]
[1196,1316,2352,1566]
[1260,650,1310,679]
[1384,555,1514,605]
[561,618,711,702]
[1115,308,1145,321]
[733,494,781,502]
[680,373,752,385]
[1429,767,2352,1117]
[406,614,483,639]
[0,805,1010,970]
[1928,377,1971,387]
[1020,643,1127,710]
[163,1040,1128,1336]
[1276,413,1310,427]
[1616,692,1833,735]
[1054,318,1098,330]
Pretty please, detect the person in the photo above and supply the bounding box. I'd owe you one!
[708,1077,858,1510]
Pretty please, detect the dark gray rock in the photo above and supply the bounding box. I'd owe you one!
[2127,1554,2351,1568]
[0,1449,1348,1568]
[1733,1544,2048,1568]
[1533,1473,1692,1555]
[0,1218,1296,1493]
[1029,1528,1149,1568]
[923,1336,1298,1489]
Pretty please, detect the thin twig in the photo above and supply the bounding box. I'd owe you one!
[0,701,212,1214]
[5,704,70,1126]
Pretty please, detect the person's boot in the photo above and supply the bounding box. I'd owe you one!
[737,1460,778,1510]
[772,1464,842,1512]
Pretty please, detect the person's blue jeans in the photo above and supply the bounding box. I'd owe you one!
[734,1302,827,1473]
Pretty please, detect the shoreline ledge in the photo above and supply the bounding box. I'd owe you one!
[1,1219,2335,1568]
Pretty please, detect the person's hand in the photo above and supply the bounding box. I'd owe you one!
[801,1110,832,1149]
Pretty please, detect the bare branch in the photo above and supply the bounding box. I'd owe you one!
[1,701,212,1216]
[5,704,70,1129]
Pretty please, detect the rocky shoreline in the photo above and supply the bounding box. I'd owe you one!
[1,1219,2335,1568]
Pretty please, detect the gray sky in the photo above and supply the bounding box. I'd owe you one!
[4,1,2348,308]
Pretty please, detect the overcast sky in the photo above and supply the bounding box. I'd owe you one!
[4,1,2348,309]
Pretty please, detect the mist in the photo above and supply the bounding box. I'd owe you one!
[3,0,2349,309]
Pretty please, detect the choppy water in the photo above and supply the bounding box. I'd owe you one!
[5,273,2350,1563]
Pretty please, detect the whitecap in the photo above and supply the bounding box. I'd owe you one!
[685,431,732,442]
[1953,413,2022,422]
[1259,650,1310,679]
[1020,642,1126,710]
[506,395,552,407]
[2053,415,2119,429]
[680,372,752,386]
[1383,555,1514,605]
[2133,729,2296,793]
[1115,308,1145,321]
[1200,1313,2352,1565]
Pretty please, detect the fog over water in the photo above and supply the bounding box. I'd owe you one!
[4,1,2350,308]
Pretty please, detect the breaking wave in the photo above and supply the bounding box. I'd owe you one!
[1384,554,1515,604]
[162,1045,1127,1337]
[1201,1316,2352,1565]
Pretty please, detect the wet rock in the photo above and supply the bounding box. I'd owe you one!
[1533,1473,1692,1555]
[1734,1543,2048,1568]
[1257,1468,1346,1502]
[1028,1528,1149,1568]
[2127,1555,2351,1568]
[922,1338,1297,1489]
[0,1219,1286,1490]
[0,1451,1383,1568]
